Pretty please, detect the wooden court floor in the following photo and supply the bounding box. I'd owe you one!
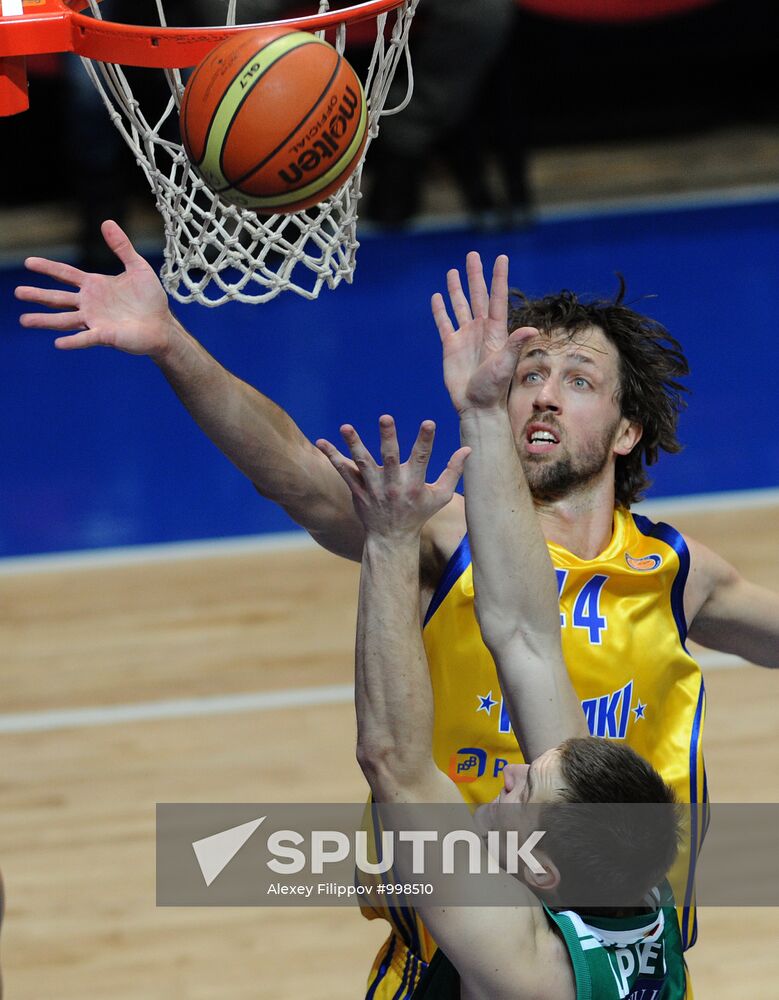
[1,501,777,998]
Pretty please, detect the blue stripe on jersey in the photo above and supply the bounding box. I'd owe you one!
[687,906,698,950]
[682,680,706,950]
[366,934,396,1000]
[631,513,691,649]
[392,948,415,1000]
[369,798,420,955]
[424,533,471,627]
[412,955,428,998]
[687,772,711,951]
[406,953,424,1000]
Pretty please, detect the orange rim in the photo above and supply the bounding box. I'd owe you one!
[0,0,408,67]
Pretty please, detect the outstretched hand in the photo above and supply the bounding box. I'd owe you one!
[15,220,175,359]
[316,416,469,539]
[432,251,538,414]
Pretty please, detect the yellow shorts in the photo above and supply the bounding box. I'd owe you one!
[365,933,427,999]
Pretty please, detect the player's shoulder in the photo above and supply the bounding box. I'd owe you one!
[680,531,742,625]
[683,532,737,578]
[626,511,733,622]
[624,506,688,552]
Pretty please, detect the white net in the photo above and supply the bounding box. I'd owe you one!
[78,0,419,306]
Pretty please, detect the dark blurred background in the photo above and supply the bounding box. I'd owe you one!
[2,0,778,252]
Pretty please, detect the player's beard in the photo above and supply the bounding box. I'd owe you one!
[522,417,621,502]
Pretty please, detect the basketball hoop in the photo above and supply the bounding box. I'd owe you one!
[0,0,420,305]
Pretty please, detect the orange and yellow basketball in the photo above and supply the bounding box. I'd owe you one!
[180,28,368,213]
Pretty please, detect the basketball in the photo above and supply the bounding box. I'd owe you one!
[179,28,368,213]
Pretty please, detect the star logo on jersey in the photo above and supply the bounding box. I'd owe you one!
[632,700,647,720]
[476,691,497,716]
[625,552,663,571]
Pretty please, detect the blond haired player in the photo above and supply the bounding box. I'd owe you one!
[15,226,779,998]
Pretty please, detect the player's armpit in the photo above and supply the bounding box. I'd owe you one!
[417,898,575,1000]
[686,536,779,668]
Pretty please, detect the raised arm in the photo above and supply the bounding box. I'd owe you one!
[433,253,587,760]
[15,221,363,560]
[318,416,574,1000]
[317,417,469,803]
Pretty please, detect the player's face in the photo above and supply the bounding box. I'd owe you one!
[474,749,568,873]
[499,748,567,807]
[475,748,567,829]
[507,326,641,501]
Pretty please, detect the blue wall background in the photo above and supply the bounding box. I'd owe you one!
[2,196,778,557]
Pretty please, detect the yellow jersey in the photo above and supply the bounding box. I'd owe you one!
[363,508,704,999]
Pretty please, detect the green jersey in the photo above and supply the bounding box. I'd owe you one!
[412,888,686,999]
[543,887,687,1000]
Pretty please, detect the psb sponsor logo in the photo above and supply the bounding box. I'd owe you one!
[625,552,663,571]
[448,747,487,783]
[581,680,647,739]
[449,749,514,783]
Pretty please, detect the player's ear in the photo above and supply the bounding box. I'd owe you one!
[613,417,642,457]
[523,851,561,895]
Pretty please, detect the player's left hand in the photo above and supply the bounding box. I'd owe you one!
[316,416,469,539]
[432,252,537,415]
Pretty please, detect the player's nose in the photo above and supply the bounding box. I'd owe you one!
[503,764,529,793]
[531,376,561,412]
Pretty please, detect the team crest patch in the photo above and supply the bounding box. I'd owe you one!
[626,552,662,571]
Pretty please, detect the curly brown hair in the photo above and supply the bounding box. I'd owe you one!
[508,281,690,507]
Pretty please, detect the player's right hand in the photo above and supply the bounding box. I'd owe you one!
[432,252,536,415]
[14,220,177,360]
[316,416,469,540]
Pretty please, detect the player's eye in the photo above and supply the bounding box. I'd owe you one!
[523,371,542,384]
[571,376,591,389]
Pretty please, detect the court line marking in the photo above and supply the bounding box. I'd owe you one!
[0,651,750,735]
[0,683,355,734]
[0,488,770,733]
[0,530,317,575]
[0,487,777,575]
